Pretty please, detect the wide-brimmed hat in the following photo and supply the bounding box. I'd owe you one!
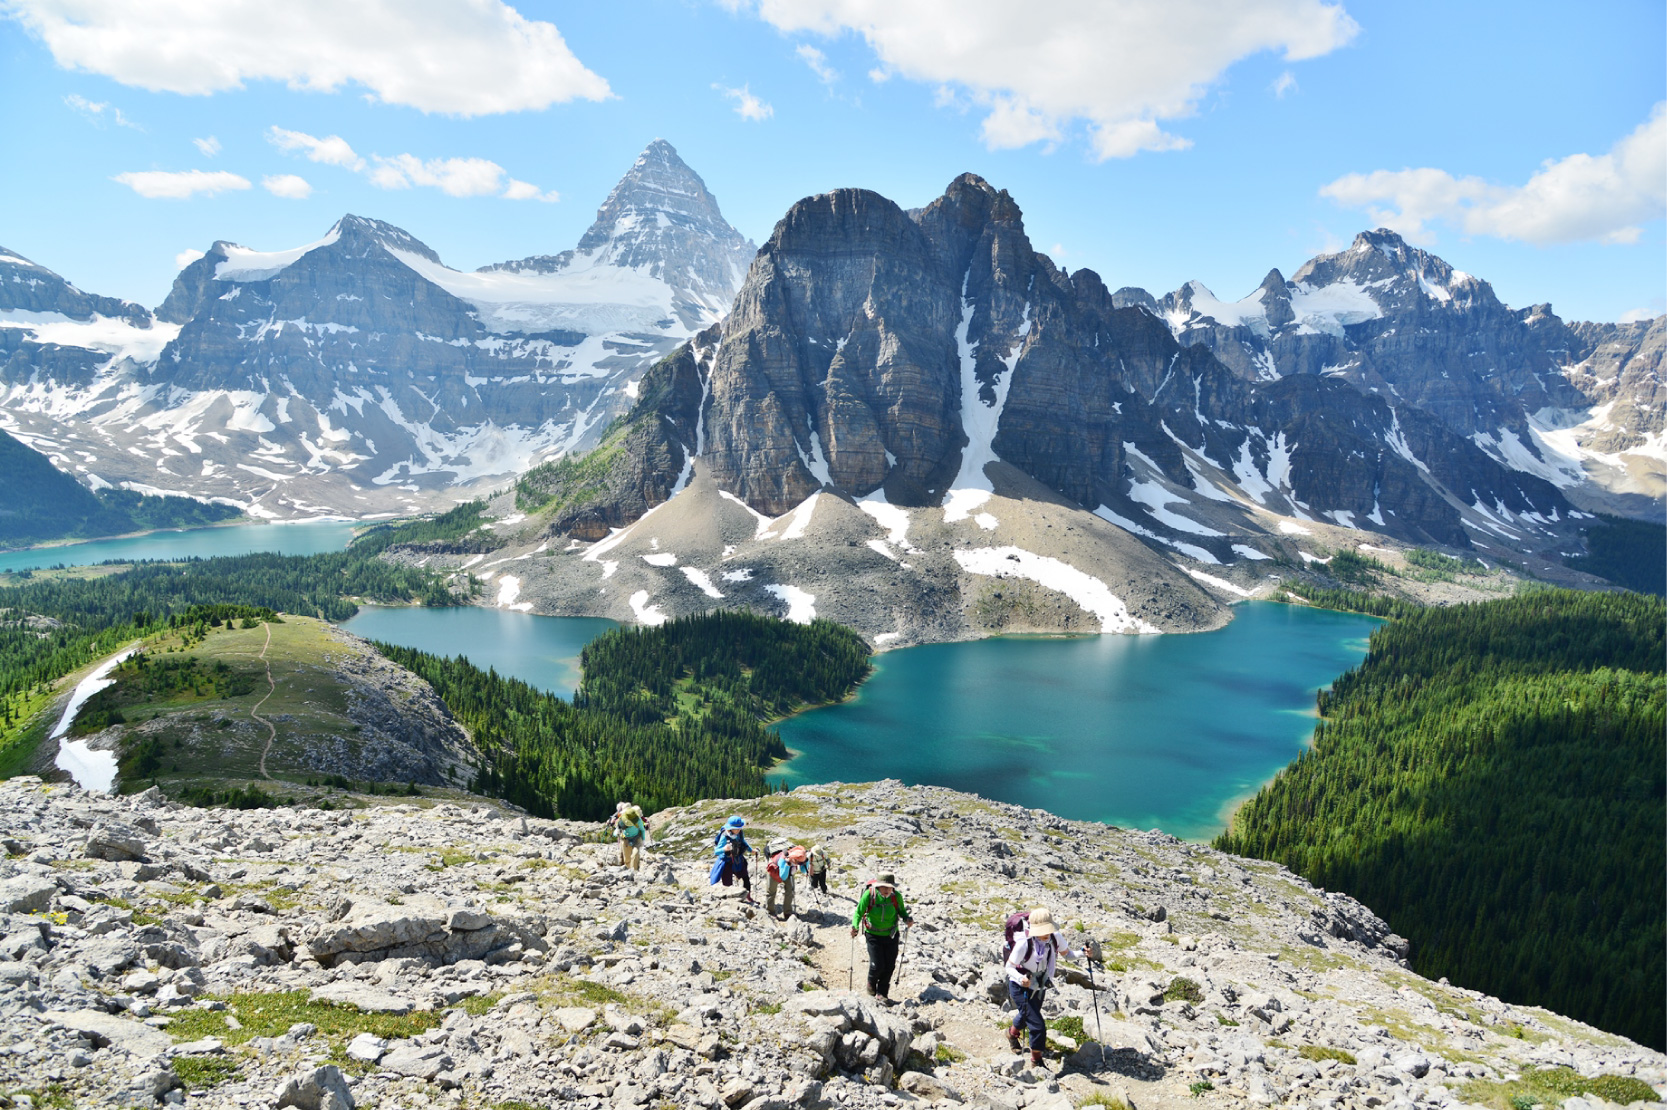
[1028,908,1057,936]
[725,815,746,829]
[874,872,897,888]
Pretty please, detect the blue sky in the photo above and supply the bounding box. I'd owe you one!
[1,0,1661,322]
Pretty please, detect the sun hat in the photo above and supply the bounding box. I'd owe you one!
[1027,908,1057,936]
[875,872,897,888]
[725,815,746,829]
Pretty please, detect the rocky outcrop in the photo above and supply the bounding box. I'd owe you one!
[0,775,1660,1109]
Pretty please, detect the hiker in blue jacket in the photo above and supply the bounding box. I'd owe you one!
[708,815,756,903]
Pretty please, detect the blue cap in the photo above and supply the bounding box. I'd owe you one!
[725,815,746,829]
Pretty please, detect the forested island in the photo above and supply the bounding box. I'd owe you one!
[1219,589,1666,1049]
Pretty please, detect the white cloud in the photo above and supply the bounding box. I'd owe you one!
[502,178,559,202]
[112,169,251,199]
[267,126,555,200]
[868,67,890,83]
[262,173,313,199]
[1321,104,1667,246]
[193,135,221,157]
[174,248,206,269]
[64,92,139,129]
[7,0,610,116]
[797,44,839,84]
[716,83,774,121]
[1271,70,1297,98]
[732,0,1358,158]
[266,126,364,171]
[1617,307,1662,324]
[370,154,506,197]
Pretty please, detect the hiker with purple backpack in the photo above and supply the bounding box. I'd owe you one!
[1003,907,1088,1066]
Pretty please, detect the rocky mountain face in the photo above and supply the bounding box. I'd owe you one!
[1131,231,1664,509]
[0,142,754,519]
[2,775,1661,1109]
[549,175,1602,583]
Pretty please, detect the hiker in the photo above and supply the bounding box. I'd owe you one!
[806,844,830,895]
[606,801,649,872]
[707,815,755,902]
[851,871,913,1001]
[1003,907,1086,1066]
[764,842,810,919]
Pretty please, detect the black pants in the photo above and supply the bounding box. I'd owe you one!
[1008,978,1046,1050]
[865,932,899,997]
[810,869,828,893]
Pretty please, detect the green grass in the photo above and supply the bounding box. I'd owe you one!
[1047,1015,1090,1043]
[1190,1080,1215,1097]
[1077,1093,1130,1110]
[172,1055,241,1090]
[1164,977,1204,1003]
[455,992,505,1016]
[1460,1067,1660,1110]
[543,977,628,1007]
[166,990,443,1049]
[1297,1045,1356,1065]
[935,1043,966,1065]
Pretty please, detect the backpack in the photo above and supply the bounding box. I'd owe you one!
[618,806,645,838]
[1003,911,1031,962]
[787,845,808,866]
[861,880,903,913]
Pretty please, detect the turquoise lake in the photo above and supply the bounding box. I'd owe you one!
[341,606,619,701]
[0,520,360,574]
[775,602,1380,840]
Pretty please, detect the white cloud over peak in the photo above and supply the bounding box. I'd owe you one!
[6,0,609,115]
[112,169,251,199]
[193,135,221,157]
[730,0,1358,158]
[370,154,505,197]
[266,126,364,171]
[1321,104,1667,246]
[502,178,560,202]
[267,127,555,201]
[262,173,313,199]
[174,248,206,269]
[716,83,773,121]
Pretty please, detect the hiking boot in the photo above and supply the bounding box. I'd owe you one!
[1030,1049,1045,1068]
[1006,1026,1023,1054]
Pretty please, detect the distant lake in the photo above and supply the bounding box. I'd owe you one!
[0,520,360,574]
[775,602,1380,840]
[341,606,619,701]
[335,600,1378,840]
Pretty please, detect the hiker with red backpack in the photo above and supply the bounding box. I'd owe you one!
[764,841,811,919]
[1003,907,1086,1067]
[851,872,913,1002]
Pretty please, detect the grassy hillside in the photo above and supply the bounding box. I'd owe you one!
[0,428,241,547]
[1216,589,1666,1049]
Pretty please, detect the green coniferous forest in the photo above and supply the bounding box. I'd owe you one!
[1216,589,1666,1049]
[379,612,871,821]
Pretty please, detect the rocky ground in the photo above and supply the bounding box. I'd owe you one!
[0,776,1660,1110]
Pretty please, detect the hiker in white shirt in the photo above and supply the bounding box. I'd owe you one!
[1003,908,1084,1066]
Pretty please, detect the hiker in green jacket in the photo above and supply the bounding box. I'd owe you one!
[851,871,913,1002]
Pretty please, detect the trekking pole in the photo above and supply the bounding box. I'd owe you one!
[1085,938,1104,1044]
[894,925,908,990]
[848,931,856,991]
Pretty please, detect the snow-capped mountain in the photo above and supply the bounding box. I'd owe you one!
[527,175,1660,595]
[1117,230,1663,511]
[0,141,754,519]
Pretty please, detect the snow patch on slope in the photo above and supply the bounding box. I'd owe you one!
[953,546,1160,634]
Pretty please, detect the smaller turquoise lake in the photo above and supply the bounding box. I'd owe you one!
[342,606,619,701]
[0,521,360,574]
[775,602,1381,840]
